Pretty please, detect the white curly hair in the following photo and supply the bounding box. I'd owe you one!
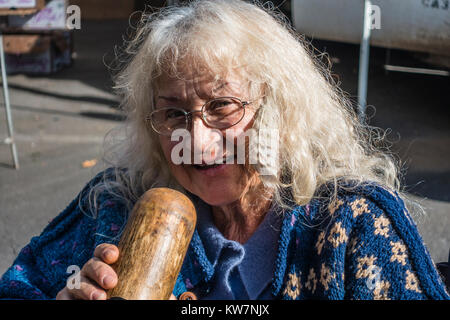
[85,0,405,218]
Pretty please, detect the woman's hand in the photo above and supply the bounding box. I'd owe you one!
[56,243,119,300]
[56,243,177,300]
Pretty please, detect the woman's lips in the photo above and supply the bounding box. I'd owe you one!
[190,155,237,176]
[192,163,228,176]
[193,163,223,170]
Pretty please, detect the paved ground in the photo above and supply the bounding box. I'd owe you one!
[0,20,449,276]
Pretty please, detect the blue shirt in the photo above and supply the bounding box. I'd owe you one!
[192,196,282,299]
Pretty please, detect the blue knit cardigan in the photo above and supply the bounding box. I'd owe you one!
[0,169,449,300]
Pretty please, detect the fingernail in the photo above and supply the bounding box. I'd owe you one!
[104,249,114,260]
[103,275,115,287]
[92,291,106,300]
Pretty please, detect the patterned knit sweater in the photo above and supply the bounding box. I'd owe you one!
[0,169,448,300]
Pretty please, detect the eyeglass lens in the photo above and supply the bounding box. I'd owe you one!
[150,97,245,134]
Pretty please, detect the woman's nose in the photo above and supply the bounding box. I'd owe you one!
[190,117,223,164]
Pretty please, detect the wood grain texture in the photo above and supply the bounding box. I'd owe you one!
[107,188,197,300]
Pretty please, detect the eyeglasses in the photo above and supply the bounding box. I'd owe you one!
[146,96,252,136]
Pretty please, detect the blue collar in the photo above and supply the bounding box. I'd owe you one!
[179,195,302,298]
[238,205,282,299]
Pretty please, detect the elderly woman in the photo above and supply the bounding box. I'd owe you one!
[0,0,448,300]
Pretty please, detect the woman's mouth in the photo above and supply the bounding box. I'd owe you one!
[193,163,224,170]
[192,163,227,176]
[191,154,236,175]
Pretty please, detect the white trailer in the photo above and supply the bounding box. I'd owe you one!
[291,0,450,120]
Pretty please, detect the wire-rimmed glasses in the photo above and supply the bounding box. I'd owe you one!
[146,96,252,136]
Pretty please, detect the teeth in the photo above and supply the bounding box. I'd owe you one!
[195,155,234,166]
[192,155,236,168]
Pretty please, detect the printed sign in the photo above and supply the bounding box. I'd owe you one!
[0,0,36,8]
[8,0,67,30]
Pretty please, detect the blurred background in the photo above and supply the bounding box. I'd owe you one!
[0,0,449,275]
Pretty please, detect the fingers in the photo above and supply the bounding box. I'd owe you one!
[69,275,107,300]
[56,288,72,300]
[94,243,119,264]
[82,257,118,290]
[56,244,120,300]
[57,274,107,300]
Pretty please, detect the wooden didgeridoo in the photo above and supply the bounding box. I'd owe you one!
[106,188,197,300]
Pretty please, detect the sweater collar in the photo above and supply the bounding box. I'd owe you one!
[196,197,283,299]
[179,194,301,298]
[239,206,283,299]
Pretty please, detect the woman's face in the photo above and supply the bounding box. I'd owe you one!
[156,71,258,206]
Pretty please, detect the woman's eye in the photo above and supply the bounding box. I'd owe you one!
[166,109,185,119]
[209,99,232,110]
